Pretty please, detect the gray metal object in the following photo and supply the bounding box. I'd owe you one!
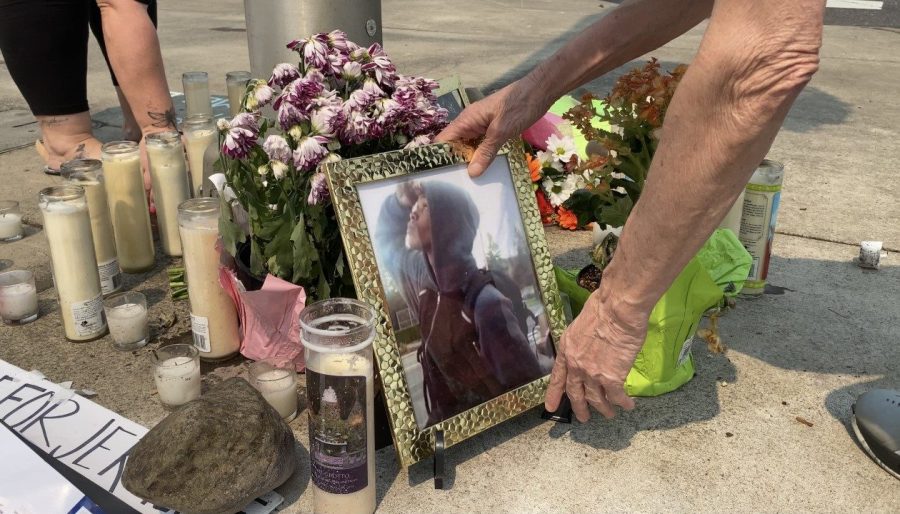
[852,389,900,480]
[243,0,382,81]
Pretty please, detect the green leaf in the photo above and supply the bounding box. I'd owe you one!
[250,238,266,276]
[599,195,634,228]
[564,189,606,227]
[290,215,318,282]
[217,200,246,257]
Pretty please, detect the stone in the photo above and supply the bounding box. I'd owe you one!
[122,377,297,514]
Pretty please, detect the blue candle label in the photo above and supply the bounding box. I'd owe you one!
[307,370,368,494]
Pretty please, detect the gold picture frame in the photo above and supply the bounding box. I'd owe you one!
[322,140,566,468]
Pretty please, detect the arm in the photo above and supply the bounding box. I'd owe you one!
[473,287,542,388]
[436,0,715,175]
[546,0,825,421]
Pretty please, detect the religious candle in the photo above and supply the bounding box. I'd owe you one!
[0,270,39,325]
[300,298,377,514]
[101,141,155,273]
[182,115,218,197]
[104,291,149,351]
[249,360,298,421]
[146,131,190,257]
[39,186,107,342]
[61,159,123,295]
[177,198,240,361]
[183,72,213,117]
[0,200,24,242]
[152,344,201,408]
[226,71,252,117]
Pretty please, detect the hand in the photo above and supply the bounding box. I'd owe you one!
[434,75,552,177]
[544,285,649,422]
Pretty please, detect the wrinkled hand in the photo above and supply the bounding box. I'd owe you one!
[544,287,649,422]
[434,75,551,177]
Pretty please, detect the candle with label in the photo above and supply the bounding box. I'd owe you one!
[301,299,377,514]
[178,198,240,361]
[226,71,251,116]
[249,360,298,421]
[183,72,213,117]
[152,344,201,408]
[104,291,149,351]
[182,115,218,197]
[102,141,155,273]
[39,186,107,341]
[61,159,122,295]
[146,131,190,256]
[0,201,24,242]
[0,270,39,325]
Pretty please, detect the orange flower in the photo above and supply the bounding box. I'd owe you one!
[557,207,578,230]
[535,189,554,224]
[526,153,542,183]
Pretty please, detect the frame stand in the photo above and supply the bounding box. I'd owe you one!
[433,429,446,489]
[540,393,573,424]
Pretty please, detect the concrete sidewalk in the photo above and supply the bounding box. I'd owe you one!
[1,1,898,512]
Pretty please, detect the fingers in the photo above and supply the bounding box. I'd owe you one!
[434,105,484,143]
[584,382,615,419]
[604,383,636,411]
[567,370,590,423]
[467,128,504,177]
[544,349,568,411]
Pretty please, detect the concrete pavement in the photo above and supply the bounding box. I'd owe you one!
[1,1,898,512]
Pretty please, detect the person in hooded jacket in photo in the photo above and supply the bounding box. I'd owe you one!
[375,179,550,427]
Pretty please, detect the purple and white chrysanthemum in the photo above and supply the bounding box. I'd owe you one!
[222,126,257,159]
[243,80,274,111]
[292,135,329,170]
[263,134,292,163]
[326,30,350,53]
[342,89,376,113]
[307,172,330,205]
[287,34,329,69]
[361,43,397,87]
[275,77,325,111]
[391,85,417,110]
[373,97,402,130]
[268,63,301,89]
[341,110,375,145]
[341,61,362,82]
[229,112,260,131]
[277,101,306,130]
[327,52,348,78]
[310,105,343,139]
[361,78,386,100]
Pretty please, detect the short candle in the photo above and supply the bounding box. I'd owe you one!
[250,366,298,421]
[154,355,201,408]
[0,271,39,325]
[0,212,23,241]
[106,302,149,349]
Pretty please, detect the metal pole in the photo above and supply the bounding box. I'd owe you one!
[243,0,383,81]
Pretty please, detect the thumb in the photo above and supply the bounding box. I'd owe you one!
[467,129,504,177]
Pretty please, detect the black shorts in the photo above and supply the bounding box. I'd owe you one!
[0,0,157,116]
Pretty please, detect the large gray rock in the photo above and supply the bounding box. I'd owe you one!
[123,377,297,514]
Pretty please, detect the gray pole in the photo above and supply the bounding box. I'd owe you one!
[243,0,383,81]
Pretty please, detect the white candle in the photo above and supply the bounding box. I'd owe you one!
[0,213,23,240]
[154,356,201,407]
[0,282,38,323]
[183,72,212,117]
[226,71,251,117]
[146,132,190,257]
[106,303,149,347]
[252,369,298,420]
[102,142,155,273]
[182,119,218,197]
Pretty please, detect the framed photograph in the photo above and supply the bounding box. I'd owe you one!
[435,76,471,121]
[323,141,567,467]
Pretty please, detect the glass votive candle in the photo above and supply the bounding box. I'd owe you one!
[225,71,252,116]
[0,201,24,242]
[152,344,201,409]
[0,270,39,325]
[104,291,149,351]
[182,71,212,117]
[249,359,298,421]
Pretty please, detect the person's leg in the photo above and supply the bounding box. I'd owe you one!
[0,0,102,169]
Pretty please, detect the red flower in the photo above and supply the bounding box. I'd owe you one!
[535,189,554,224]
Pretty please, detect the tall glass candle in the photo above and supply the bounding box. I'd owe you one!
[39,186,107,342]
[0,270,39,325]
[226,71,251,116]
[182,115,218,197]
[146,131,190,256]
[102,141,155,273]
[177,198,240,361]
[182,71,213,117]
[300,298,377,514]
[0,200,23,242]
[249,359,298,421]
[152,344,201,408]
[61,159,123,295]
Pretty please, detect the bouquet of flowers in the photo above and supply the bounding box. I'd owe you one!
[217,30,448,300]
[527,132,596,230]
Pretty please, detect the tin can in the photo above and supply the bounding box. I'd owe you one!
[739,159,784,295]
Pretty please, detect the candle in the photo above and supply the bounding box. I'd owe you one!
[152,344,202,408]
[183,72,212,117]
[102,141,155,273]
[0,270,39,325]
[301,299,377,514]
[226,71,251,116]
[146,131,190,257]
[182,115,218,197]
[39,186,107,342]
[0,201,24,242]
[104,291,149,351]
[61,159,123,295]
[178,198,240,361]
[249,360,298,421]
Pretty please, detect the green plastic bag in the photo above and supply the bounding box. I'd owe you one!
[554,229,751,397]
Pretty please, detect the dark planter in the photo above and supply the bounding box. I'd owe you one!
[235,241,266,291]
[576,263,603,292]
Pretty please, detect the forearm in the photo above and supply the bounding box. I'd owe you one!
[600,0,825,315]
[527,0,714,103]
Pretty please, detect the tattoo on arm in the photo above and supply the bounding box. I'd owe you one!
[148,108,177,129]
[42,117,70,126]
[74,143,86,159]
